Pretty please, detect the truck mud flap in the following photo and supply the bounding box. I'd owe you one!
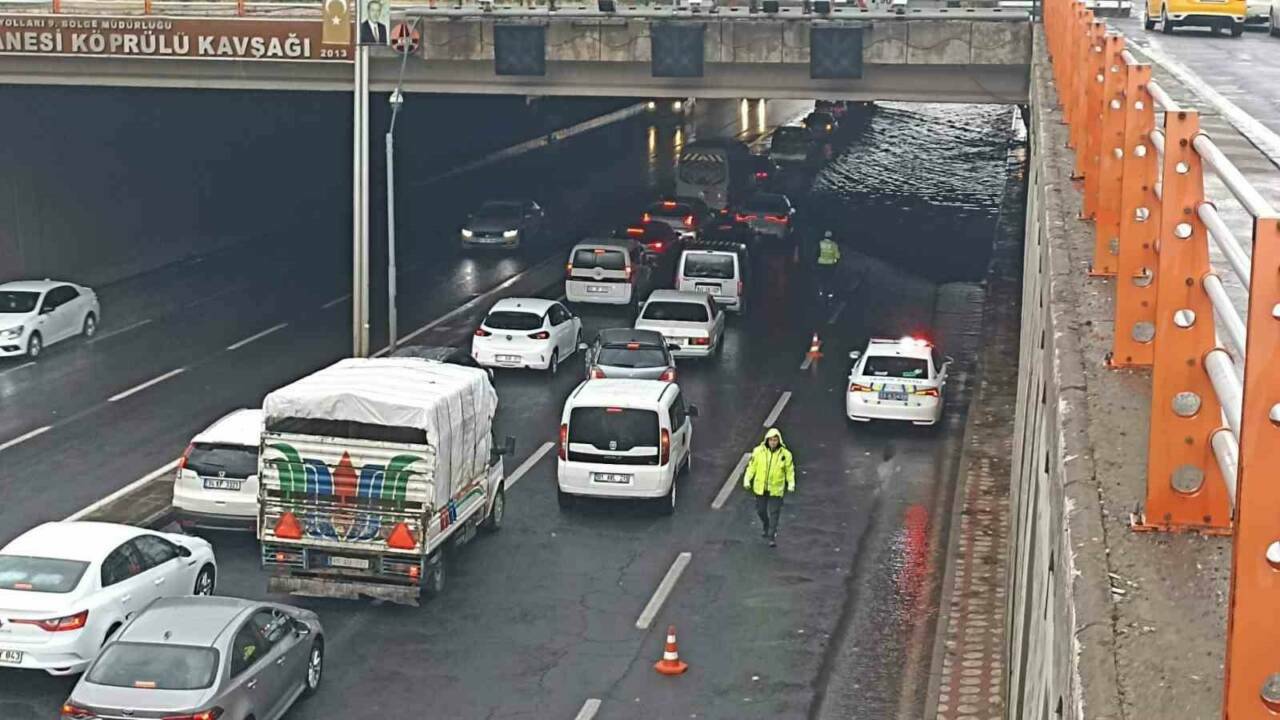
[268,575,422,607]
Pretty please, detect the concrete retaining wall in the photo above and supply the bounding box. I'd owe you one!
[1004,28,1123,720]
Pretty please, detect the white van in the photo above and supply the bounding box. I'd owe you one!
[556,379,697,514]
[565,239,652,307]
[173,408,264,531]
[676,243,748,313]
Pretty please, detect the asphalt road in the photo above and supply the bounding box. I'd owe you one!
[0,97,1018,718]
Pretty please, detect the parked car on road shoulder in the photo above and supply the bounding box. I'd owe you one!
[846,336,951,426]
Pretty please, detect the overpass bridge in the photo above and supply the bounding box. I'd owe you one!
[0,0,1031,101]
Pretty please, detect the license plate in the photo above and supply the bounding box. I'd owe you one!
[202,478,243,491]
[695,285,718,294]
[328,556,369,570]
[592,472,633,485]
[0,649,23,665]
[495,354,521,363]
[587,285,610,294]
[879,386,909,402]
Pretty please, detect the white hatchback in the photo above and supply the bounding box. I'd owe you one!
[846,337,951,426]
[634,290,726,358]
[173,409,264,531]
[0,522,216,675]
[472,297,582,374]
[0,280,100,359]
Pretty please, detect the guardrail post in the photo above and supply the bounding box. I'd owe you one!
[1063,5,1088,133]
[1222,216,1280,717]
[144,0,152,14]
[51,0,60,13]
[1110,63,1159,368]
[1090,34,1126,276]
[1135,109,1232,534]
[1072,20,1103,184]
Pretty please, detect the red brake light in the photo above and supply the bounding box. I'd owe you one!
[662,201,677,208]
[475,328,492,337]
[916,387,941,397]
[162,709,224,720]
[683,215,695,228]
[15,610,88,632]
[558,424,568,460]
[605,407,624,413]
[736,213,757,222]
[529,331,551,340]
[647,241,665,252]
[660,428,671,465]
[627,227,645,236]
[61,704,95,719]
[274,511,302,540]
[625,266,634,281]
[690,337,710,346]
[590,367,606,379]
[737,280,743,295]
[565,263,574,278]
[849,382,874,393]
[767,214,789,224]
[755,171,768,179]
[176,444,194,472]
[659,368,676,382]
[387,522,417,550]
[626,342,641,349]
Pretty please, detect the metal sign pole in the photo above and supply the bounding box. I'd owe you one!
[386,126,397,353]
[352,41,370,358]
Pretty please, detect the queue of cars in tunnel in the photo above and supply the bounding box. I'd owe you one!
[0,98,957,719]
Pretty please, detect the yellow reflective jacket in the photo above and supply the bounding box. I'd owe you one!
[744,428,795,497]
[818,238,841,266]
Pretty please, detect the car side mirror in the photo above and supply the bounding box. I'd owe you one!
[176,545,192,558]
[848,351,861,361]
[39,306,53,315]
[578,342,588,352]
[945,356,955,365]
[293,619,312,637]
[687,405,700,418]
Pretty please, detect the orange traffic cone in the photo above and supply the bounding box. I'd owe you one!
[654,625,689,676]
[807,332,823,360]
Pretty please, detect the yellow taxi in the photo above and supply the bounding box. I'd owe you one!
[1144,0,1247,35]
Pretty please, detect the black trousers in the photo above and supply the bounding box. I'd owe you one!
[755,494,784,538]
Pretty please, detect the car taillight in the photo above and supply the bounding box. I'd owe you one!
[162,709,224,720]
[625,266,634,281]
[475,328,492,337]
[683,215,695,228]
[387,522,417,550]
[916,388,941,397]
[737,280,743,295]
[755,171,769,179]
[61,704,95,719]
[849,382,874,393]
[558,424,568,460]
[660,428,671,465]
[690,337,710,346]
[529,331,551,340]
[274,511,302,540]
[590,367,605,379]
[767,214,789,224]
[659,368,676,382]
[647,241,665,252]
[736,213,757,222]
[175,443,194,473]
[14,610,88,632]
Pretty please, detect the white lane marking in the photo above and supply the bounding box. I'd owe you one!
[635,551,693,630]
[574,699,602,720]
[65,458,179,521]
[762,391,792,428]
[0,361,35,377]
[711,452,752,510]
[0,425,52,452]
[827,300,847,326]
[321,293,351,309]
[88,318,153,344]
[107,368,186,402]
[372,261,548,357]
[226,322,289,351]
[506,442,554,489]
[181,285,237,311]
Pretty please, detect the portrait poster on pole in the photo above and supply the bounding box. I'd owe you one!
[358,0,391,45]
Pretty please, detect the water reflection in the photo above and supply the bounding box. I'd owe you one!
[739,98,750,135]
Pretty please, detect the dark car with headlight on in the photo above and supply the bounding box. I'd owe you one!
[460,199,545,249]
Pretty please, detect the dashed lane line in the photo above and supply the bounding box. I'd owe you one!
[506,442,554,489]
[711,452,752,510]
[226,322,289,351]
[107,368,186,403]
[0,425,52,453]
[573,699,602,720]
[88,318,153,344]
[827,299,847,326]
[321,293,351,309]
[0,361,35,377]
[635,551,693,630]
[65,459,179,521]
[762,391,792,428]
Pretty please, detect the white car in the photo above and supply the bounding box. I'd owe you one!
[846,336,951,426]
[0,521,216,675]
[0,280,100,359]
[1249,0,1272,27]
[471,297,582,374]
[173,409,264,531]
[1272,0,1279,33]
[634,290,726,358]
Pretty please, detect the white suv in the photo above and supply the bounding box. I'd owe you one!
[557,379,697,514]
[172,409,264,531]
[846,337,951,426]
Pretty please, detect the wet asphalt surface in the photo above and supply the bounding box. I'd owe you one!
[0,94,1019,718]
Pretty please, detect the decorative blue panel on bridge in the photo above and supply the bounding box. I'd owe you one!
[651,23,705,78]
[494,24,547,76]
[810,25,864,79]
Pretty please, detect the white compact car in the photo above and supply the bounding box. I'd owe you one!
[634,290,726,358]
[0,280,100,359]
[846,337,951,426]
[0,521,216,675]
[557,379,697,514]
[472,297,582,374]
[173,409,264,531]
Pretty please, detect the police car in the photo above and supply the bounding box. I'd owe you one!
[846,337,951,426]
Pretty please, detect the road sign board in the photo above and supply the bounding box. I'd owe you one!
[390,22,420,54]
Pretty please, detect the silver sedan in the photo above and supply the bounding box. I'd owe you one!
[62,596,324,720]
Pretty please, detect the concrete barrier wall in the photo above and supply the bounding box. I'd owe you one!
[1004,29,1124,720]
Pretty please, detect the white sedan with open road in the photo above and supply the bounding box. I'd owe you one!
[0,521,216,676]
[0,279,100,359]
[846,336,951,426]
[472,297,583,374]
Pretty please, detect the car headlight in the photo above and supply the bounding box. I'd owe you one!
[503,230,519,238]
[0,326,22,339]
[461,229,474,238]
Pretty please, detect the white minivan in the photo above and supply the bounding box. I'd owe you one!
[557,379,697,514]
[565,239,652,307]
[172,409,264,531]
[676,244,748,313]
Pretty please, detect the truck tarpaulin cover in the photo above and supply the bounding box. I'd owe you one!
[262,358,497,504]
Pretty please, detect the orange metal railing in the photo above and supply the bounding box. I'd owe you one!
[1044,1,1280,717]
